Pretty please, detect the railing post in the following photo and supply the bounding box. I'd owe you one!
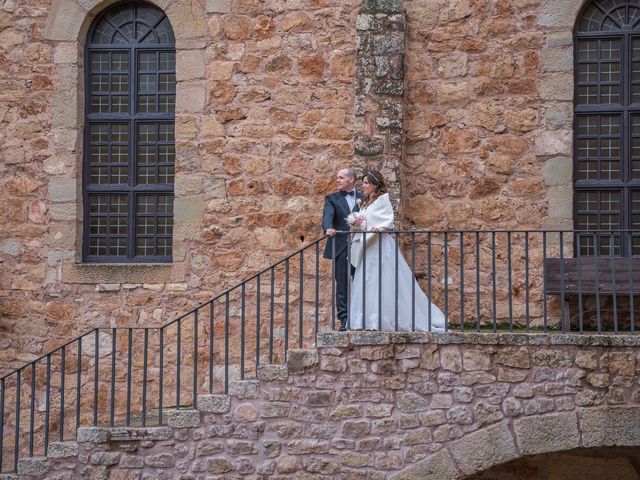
[60,346,65,441]
[193,309,199,408]
[0,377,4,472]
[460,232,465,331]
[110,329,116,427]
[209,302,214,394]
[14,369,20,470]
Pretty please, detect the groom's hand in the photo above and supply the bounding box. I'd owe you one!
[326,228,336,237]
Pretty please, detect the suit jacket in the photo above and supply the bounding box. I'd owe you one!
[322,190,365,259]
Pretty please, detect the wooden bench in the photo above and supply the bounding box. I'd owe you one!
[544,257,640,296]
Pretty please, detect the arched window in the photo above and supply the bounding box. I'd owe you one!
[84,1,175,262]
[575,1,640,256]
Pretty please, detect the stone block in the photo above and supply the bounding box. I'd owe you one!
[390,448,460,480]
[350,331,390,345]
[547,31,573,47]
[542,46,573,72]
[206,0,232,13]
[176,84,206,113]
[258,364,289,381]
[44,0,87,41]
[547,185,573,220]
[174,196,204,222]
[48,177,76,202]
[177,50,205,80]
[535,130,572,156]
[390,332,431,343]
[579,407,640,447]
[229,380,259,398]
[513,412,579,455]
[47,441,78,458]
[450,422,518,475]
[167,410,201,428]
[287,349,319,373]
[538,0,581,28]
[539,73,573,100]
[543,156,572,186]
[17,457,49,476]
[316,332,349,348]
[48,203,76,221]
[198,394,231,413]
[77,427,108,443]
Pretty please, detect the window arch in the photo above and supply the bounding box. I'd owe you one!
[84,1,176,263]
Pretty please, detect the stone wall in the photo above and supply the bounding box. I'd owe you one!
[8,332,640,479]
[0,0,579,375]
[0,0,361,374]
[400,0,574,231]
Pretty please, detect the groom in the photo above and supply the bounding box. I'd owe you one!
[322,168,365,331]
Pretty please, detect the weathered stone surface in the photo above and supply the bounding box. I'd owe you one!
[229,380,260,399]
[513,412,579,455]
[168,410,201,428]
[390,448,460,480]
[287,349,319,373]
[579,407,640,447]
[77,428,108,443]
[258,364,289,381]
[450,422,518,475]
[48,441,78,458]
[17,458,49,476]
[198,394,231,413]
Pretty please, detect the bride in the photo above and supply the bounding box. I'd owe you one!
[348,170,446,332]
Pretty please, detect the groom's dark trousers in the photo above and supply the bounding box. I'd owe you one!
[322,190,364,329]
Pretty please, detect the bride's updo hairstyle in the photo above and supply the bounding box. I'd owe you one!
[363,169,388,207]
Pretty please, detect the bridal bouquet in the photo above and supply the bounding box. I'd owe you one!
[346,212,367,231]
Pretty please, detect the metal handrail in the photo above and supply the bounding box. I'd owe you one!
[1,228,640,472]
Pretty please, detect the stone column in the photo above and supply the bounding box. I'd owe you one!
[353,0,405,204]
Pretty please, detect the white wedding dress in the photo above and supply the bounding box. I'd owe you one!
[349,193,446,332]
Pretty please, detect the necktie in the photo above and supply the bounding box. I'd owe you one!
[341,190,355,196]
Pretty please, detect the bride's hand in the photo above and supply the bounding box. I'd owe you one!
[371,227,386,232]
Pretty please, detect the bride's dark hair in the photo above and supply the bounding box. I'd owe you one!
[363,169,388,207]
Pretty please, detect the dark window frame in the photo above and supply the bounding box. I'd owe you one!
[83,1,176,263]
[574,1,640,257]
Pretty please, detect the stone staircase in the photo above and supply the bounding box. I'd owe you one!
[5,331,640,479]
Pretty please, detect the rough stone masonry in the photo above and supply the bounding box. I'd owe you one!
[10,332,640,479]
[1,0,577,377]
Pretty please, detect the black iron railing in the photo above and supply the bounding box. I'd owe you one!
[0,229,639,472]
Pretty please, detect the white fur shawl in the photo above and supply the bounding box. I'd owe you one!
[350,193,394,267]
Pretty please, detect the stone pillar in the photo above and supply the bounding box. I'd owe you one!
[353,0,405,204]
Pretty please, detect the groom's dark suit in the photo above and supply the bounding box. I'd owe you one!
[322,189,365,329]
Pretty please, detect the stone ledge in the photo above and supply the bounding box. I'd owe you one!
[318,331,640,348]
[350,331,390,345]
[77,427,108,443]
[229,380,259,399]
[17,457,49,476]
[198,394,231,413]
[109,427,173,442]
[167,410,200,428]
[257,364,289,381]
[47,441,78,458]
[317,332,349,348]
[62,262,183,284]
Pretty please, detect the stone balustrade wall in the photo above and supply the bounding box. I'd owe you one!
[6,332,640,479]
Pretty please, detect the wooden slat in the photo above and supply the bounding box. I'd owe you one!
[545,258,640,295]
